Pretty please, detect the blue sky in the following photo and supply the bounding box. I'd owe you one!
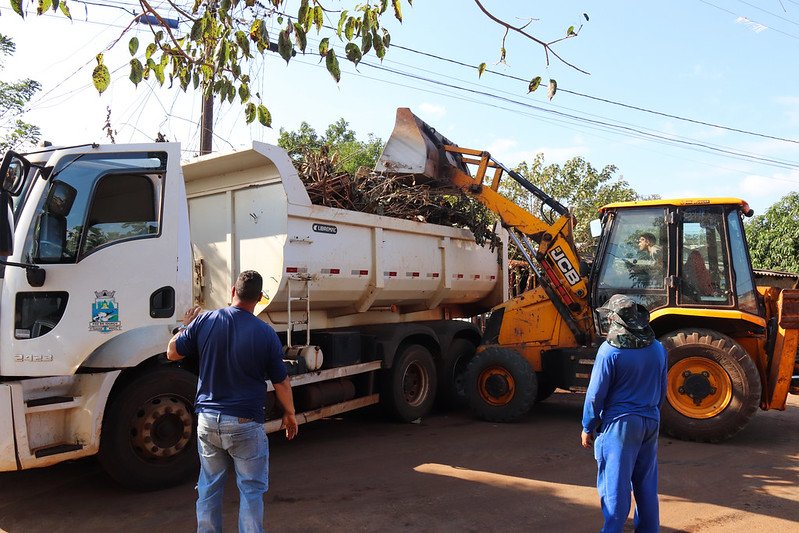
[1,0,798,216]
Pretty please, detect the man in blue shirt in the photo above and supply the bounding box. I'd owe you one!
[167,270,297,533]
[581,294,668,533]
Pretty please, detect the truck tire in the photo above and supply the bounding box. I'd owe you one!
[660,328,761,443]
[465,347,537,423]
[383,344,437,422]
[437,338,477,408]
[99,366,198,490]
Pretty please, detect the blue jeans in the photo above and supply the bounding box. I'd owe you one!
[196,412,269,533]
[594,415,660,533]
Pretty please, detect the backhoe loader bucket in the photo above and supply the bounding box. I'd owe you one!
[375,108,468,182]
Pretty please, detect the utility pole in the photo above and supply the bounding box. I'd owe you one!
[200,90,213,155]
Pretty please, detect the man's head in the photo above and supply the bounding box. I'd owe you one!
[234,270,263,304]
[638,232,657,251]
[598,294,655,349]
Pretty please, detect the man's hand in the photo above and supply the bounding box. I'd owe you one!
[282,412,298,440]
[182,305,202,326]
[581,430,594,449]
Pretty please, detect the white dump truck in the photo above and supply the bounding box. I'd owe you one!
[0,141,506,489]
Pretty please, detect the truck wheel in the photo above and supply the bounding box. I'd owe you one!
[437,338,477,408]
[660,328,761,443]
[383,344,437,422]
[99,366,198,490]
[465,347,537,422]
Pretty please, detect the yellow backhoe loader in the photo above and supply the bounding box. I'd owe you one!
[377,107,799,442]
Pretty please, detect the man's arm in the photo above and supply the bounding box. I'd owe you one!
[581,344,613,447]
[273,378,298,440]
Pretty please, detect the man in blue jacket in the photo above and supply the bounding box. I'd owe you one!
[168,270,297,533]
[581,294,668,533]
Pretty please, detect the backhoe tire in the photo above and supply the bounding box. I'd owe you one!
[465,347,537,423]
[437,338,477,408]
[660,328,761,443]
[383,344,437,422]
[99,366,198,491]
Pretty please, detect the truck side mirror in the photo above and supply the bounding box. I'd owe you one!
[0,151,29,196]
[0,190,13,257]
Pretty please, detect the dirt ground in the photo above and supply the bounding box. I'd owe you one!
[1,392,797,533]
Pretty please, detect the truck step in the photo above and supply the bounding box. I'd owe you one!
[34,443,83,458]
[26,395,74,407]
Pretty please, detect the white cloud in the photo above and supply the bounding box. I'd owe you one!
[417,103,447,119]
[486,138,588,166]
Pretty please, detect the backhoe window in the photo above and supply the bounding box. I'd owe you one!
[596,207,667,309]
[679,207,731,306]
[727,210,758,314]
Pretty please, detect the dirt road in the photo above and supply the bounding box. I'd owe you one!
[1,393,797,532]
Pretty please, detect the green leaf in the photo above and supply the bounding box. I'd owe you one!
[361,31,371,54]
[293,23,307,53]
[373,31,385,60]
[380,0,388,14]
[392,0,402,22]
[191,18,205,41]
[154,64,165,86]
[245,102,256,124]
[10,0,24,18]
[298,0,309,29]
[313,5,324,31]
[319,37,330,57]
[257,104,272,127]
[326,49,341,82]
[547,79,557,100]
[278,27,293,63]
[528,76,541,93]
[345,42,362,65]
[129,58,143,86]
[345,17,355,40]
[145,43,157,60]
[235,30,251,58]
[59,0,71,19]
[92,55,110,94]
[238,83,250,103]
[477,62,487,78]
[129,37,139,56]
[584,13,590,21]
[37,0,52,15]
[337,11,348,38]
[566,25,576,37]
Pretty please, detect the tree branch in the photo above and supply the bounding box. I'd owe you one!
[472,0,589,75]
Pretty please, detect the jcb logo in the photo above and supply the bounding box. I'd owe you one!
[549,246,581,286]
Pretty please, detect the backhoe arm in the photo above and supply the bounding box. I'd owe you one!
[376,108,592,341]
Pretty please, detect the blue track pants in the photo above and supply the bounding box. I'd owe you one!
[594,415,660,533]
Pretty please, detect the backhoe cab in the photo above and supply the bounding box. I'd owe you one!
[379,107,799,442]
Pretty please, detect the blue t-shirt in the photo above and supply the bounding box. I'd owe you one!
[175,306,287,423]
[581,340,668,433]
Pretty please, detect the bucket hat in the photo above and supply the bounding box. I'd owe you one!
[598,294,655,348]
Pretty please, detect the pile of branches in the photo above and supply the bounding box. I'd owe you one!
[297,149,499,247]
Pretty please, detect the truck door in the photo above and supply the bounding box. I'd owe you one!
[0,145,186,377]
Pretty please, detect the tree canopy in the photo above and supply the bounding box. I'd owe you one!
[0,34,40,151]
[745,192,799,273]
[278,118,383,176]
[503,154,643,248]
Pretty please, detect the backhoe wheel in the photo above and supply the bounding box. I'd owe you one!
[465,347,537,423]
[437,338,477,408]
[383,344,437,422]
[99,366,198,491]
[660,328,761,443]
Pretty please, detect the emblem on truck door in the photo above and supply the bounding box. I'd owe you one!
[549,246,581,286]
[90,290,122,333]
